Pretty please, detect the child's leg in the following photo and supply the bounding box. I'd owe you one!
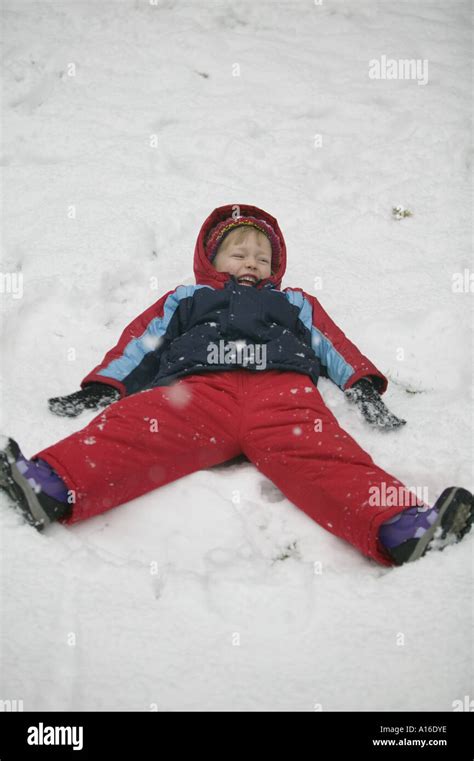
[30,371,243,524]
[239,370,425,567]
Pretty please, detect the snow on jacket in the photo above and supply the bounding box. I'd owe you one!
[80,204,388,397]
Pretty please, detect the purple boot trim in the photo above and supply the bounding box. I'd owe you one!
[379,505,439,549]
[16,455,69,503]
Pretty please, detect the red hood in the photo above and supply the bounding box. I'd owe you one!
[193,203,287,291]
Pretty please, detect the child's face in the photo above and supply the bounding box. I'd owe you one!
[212,229,272,286]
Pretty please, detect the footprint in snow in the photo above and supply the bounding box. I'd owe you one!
[260,480,285,503]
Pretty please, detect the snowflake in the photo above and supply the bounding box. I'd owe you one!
[143,334,163,351]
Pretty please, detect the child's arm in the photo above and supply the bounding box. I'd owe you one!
[49,288,179,416]
[298,290,388,393]
[79,288,178,397]
[297,290,405,429]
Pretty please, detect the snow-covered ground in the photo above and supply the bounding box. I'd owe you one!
[0,0,472,711]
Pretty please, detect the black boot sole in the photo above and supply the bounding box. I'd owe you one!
[0,438,54,531]
[387,486,474,565]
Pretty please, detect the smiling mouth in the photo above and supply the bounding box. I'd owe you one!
[237,275,259,286]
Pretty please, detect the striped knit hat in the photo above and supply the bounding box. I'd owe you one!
[205,216,281,272]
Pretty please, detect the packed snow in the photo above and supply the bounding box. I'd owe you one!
[0,0,472,711]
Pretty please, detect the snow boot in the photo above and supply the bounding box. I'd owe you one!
[0,437,72,531]
[380,487,473,566]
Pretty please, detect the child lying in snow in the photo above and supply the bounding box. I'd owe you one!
[1,204,472,567]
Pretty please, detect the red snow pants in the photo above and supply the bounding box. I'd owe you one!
[32,369,414,566]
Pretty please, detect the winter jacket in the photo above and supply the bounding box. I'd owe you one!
[80,204,388,397]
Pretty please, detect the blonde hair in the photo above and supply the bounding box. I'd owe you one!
[217,227,274,273]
